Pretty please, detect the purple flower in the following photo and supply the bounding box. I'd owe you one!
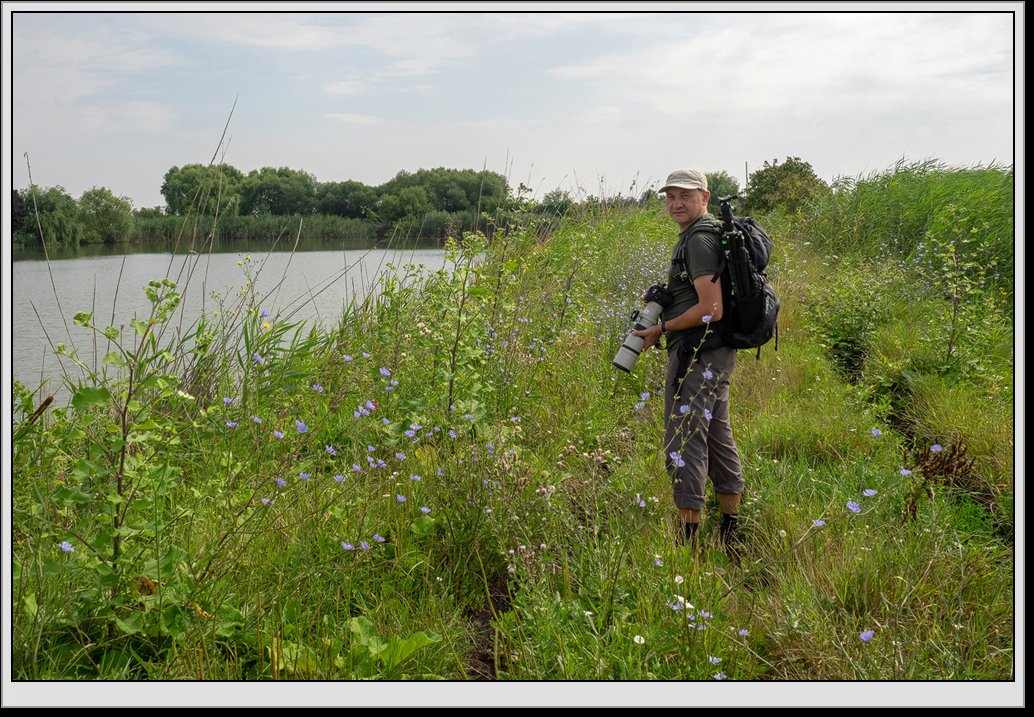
[295,420,308,433]
[421,506,431,514]
[449,430,457,438]
[713,672,726,680]
[373,533,385,543]
[464,413,474,420]
[313,383,324,393]
[702,369,714,380]
[341,542,355,551]
[226,421,238,428]
[871,428,882,436]
[260,498,271,505]
[382,418,391,425]
[362,352,371,358]
[703,408,713,421]
[405,429,416,438]
[326,445,337,455]
[931,444,943,453]
[899,468,912,476]
[679,404,690,414]
[380,367,391,377]
[738,629,749,636]
[410,474,422,481]
[352,464,362,472]
[59,541,74,553]
[847,501,861,513]
[708,655,722,665]
[276,477,287,487]
[223,397,234,405]
[702,314,712,323]
[253,353,266,365]
[396,495,406,503]
[812,519,826,527]
[343,354,353,362]
[641,392,650,401]
[511,416,520,423]
[654,558,663,567]
[396,452,406,460]
[260,309,269,318]
[863,489,878,497]
[367,445,375,452]
[299,472,311,481]
[669,451,686,468]
[252,416,262,424]
[273,430,284,439]
[333,474,345,482]
[360,541,370,550]
[860,630,874,642]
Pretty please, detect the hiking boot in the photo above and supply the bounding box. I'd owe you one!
[719,513,742,562]
[676,521,700,548]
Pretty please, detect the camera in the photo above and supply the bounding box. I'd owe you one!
[613,284,673,373]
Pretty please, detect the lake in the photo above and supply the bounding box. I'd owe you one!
[12,243,448,405]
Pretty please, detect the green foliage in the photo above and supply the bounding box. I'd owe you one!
[161,163,243,216]
[12,188,28,233]
[14,185,83,248]
[78,187,134,244]
[238,166,318,217]
[744,156,829,214]
[704,170,740,213]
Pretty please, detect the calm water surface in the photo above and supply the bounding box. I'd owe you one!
[13,245,447,404]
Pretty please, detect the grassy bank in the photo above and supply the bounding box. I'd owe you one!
[11,163,1014,683]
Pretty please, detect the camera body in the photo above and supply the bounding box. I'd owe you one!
[613,284,673,373]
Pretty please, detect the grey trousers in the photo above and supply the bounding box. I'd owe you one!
[664,345,744,511]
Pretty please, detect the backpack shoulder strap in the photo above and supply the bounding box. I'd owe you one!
[677,216,723,273]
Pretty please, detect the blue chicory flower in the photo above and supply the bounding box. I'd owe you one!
[847,501,861,513]
[59,541,74,553]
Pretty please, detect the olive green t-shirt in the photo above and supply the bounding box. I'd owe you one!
[663,215,723,351]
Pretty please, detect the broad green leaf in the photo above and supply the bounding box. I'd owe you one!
[53,485,93,505]
[73,311,93,327]
[102,351,127,368]
[409,515,436,540]
[23,593,37,620]
[379,631,442,670]
[116,613,144,635]
[71,386,111,411]
[72,459,108,481]
[131,319,149,336]
[103,326,120,341]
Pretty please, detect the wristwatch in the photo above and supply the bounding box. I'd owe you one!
[661,321,667,333]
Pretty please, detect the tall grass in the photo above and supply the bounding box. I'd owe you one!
[11,162,1014,685]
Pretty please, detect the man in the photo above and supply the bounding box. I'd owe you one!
[633,168,744,551]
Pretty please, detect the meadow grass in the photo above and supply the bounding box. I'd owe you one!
[11,163,1014,682]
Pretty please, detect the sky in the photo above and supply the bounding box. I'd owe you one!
[3,3,1022,211]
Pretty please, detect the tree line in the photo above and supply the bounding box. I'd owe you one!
[12,158,830,249]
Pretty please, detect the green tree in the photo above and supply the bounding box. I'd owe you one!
[79,187,134,244]
[13,185,82,248]
[12,189,28,233]
[239,167,318,216]
[744,157,829,214]
[703,170,741,213]
[540,189,573,216]
[160,163,243,216]
[318,180,378,218]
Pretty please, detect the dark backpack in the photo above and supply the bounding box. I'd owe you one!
[678,207,780,358]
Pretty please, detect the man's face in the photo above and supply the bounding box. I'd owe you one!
[665,188,710,230]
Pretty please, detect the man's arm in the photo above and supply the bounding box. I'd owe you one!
[632,274,723,349]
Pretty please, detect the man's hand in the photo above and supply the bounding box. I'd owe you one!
[632,323,663,350]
